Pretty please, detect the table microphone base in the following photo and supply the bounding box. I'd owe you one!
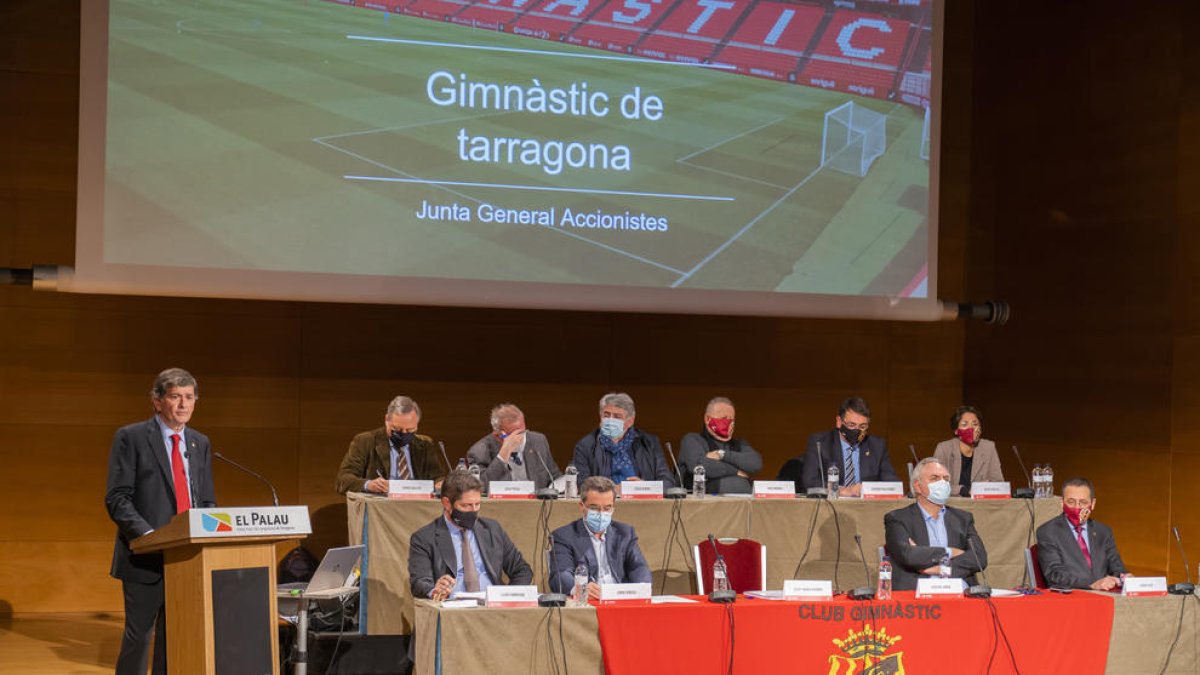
[664,487,687,499]
[847,587,875,601]
[805,488,829,499]
[538,593,568,607]
[536,488,559,500]
[1169,582,1195,595]
[1012,488,1035,499]
[708,589,737,603]
[966,584,992,598]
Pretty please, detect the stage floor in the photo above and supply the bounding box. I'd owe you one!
[0,613,120,673]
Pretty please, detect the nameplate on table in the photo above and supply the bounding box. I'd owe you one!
[620,481,664,499]
[861,482,905,499]
[388,480,435,500]
[485,585,540,608]
[599,582,652,604]
[783,579,833,601]
[753,481,796,498]
[1122,576,1168,597]
[915,578,966,598]
[970,482,1012,499]
[187,506,311,538]
[488,481,536,499]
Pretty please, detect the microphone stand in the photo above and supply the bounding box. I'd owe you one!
[214,452,279,506]
[706,535,736,603]
[805,440,829,499]
[848,534,876,600]
[964,536,992,598]
[1169,527,1196,595]
[1010,445,1035,499]
[663,442,688,499]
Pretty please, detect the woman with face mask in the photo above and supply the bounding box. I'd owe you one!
[932,406,1005,497]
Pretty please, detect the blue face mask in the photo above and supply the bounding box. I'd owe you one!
[599,418,625,440]
[585,509,613,533]
[927,480,952,505]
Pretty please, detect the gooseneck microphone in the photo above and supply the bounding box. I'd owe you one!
[1010,445,1035,499]
[964,536,992,598]
[907,445,920,497]
[663,442,687,499]
[214,452,279,507]
[528,443,560,500]
[707,534,737,603]
[806,440,829,499]
[1169,527,1196,595]
[436,441,454,473]
[848,534,876,600]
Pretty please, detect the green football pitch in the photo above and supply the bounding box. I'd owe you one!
[105,0,928,295]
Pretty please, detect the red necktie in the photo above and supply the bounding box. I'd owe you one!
[171,434,191,513]
[1075,526,1091,568]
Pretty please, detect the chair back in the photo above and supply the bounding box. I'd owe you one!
[693,538,766,594]
[1025,544,1047,589]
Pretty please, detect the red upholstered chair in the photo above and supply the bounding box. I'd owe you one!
[693,538,766,594]
[1025,544,1047,589]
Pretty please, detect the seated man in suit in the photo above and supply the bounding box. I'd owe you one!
[550,476,651,600]
[801,397,900,496]
[678,397,763,494]
[1035,477,1128,590]
[408,471,533,600]
[335,395,442,495]
[884,457,988,591]
[466,403,561,491]
[572,392,674,487]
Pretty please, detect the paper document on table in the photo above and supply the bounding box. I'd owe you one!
[441,599,481,609]
[744,590,785,600]
[651,595,699,604]
[989,588,1023,598]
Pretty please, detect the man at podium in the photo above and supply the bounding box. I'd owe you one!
[104,368,217,675]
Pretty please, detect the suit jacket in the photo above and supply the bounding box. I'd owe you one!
[466,430,561,490]
[572,428,675,487]
[933,438,1004,496]
[549,519,652,593]
[334,427,442,495]
[884,502,988,591]
[1035,514,1127,589]
[800,430,899,489]
[407,515,532,598]
[678,432,763,494]
[105,418,217,584]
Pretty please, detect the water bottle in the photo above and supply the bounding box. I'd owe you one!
[692,464,707,498]
[712,557,730,593]
[573,562,589,606]
[1032,464,1044,498]
[826,465,840,499]
[1043,463,1054,497]
[455,457,468,472]
[564,465,579,499]
[938,551,951,579]
[876,556,892,600]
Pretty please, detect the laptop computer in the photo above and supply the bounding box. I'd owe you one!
[278,545,363,599]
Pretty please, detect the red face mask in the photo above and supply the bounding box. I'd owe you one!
[1063,504,1090,528]
[707,418,734,439]
[955,427,978,445]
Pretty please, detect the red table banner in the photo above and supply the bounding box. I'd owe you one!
[595,591,1114,674]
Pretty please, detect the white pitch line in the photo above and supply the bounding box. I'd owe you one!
[676,116,785,162]
[676,159,790,191]
[670,104,905,288]
[313,138,688,274]
[345,34,737,69]
[343,175,734,202]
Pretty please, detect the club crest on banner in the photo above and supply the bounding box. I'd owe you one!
[827,624,905,674]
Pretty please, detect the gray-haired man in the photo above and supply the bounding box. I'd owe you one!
[571,392,674,486]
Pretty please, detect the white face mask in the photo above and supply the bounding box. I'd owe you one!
[926,479,952,505]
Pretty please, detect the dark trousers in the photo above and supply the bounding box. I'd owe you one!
[116,578,167,675]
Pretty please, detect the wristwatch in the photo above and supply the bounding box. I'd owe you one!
[717,449,726,460]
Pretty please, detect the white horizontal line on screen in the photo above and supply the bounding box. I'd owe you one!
[343,175,735,201]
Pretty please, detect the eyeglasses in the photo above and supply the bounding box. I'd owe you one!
[585,505,615,513]
[1063,498,1093,508]
[841,418,868,431]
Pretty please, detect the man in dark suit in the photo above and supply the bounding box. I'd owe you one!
[466,403,561,490]
[549,476,652,599]
[572,392,674,487]
[884,457,987,591]
[408,471,533,600]
[105,368,217,675]
[1036,477,1128,590]
[335,395,443,495]
[801,396,899,496]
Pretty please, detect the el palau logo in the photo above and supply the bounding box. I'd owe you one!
[827,624,905,675]
[201,512,233,533]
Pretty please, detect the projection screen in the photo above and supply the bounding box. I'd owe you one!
[74,0,942,319]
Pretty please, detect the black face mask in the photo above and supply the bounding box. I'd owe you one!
[390,430,416,448]
[450,508,478,530]
[839,425,865,446]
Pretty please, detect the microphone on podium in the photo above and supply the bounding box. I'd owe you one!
[214,451,279,507]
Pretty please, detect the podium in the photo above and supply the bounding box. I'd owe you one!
[132,507,312,675]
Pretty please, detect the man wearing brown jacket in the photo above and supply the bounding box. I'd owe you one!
[335,396,443,494]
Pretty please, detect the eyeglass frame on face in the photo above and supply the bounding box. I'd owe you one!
[840,417,868,432]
